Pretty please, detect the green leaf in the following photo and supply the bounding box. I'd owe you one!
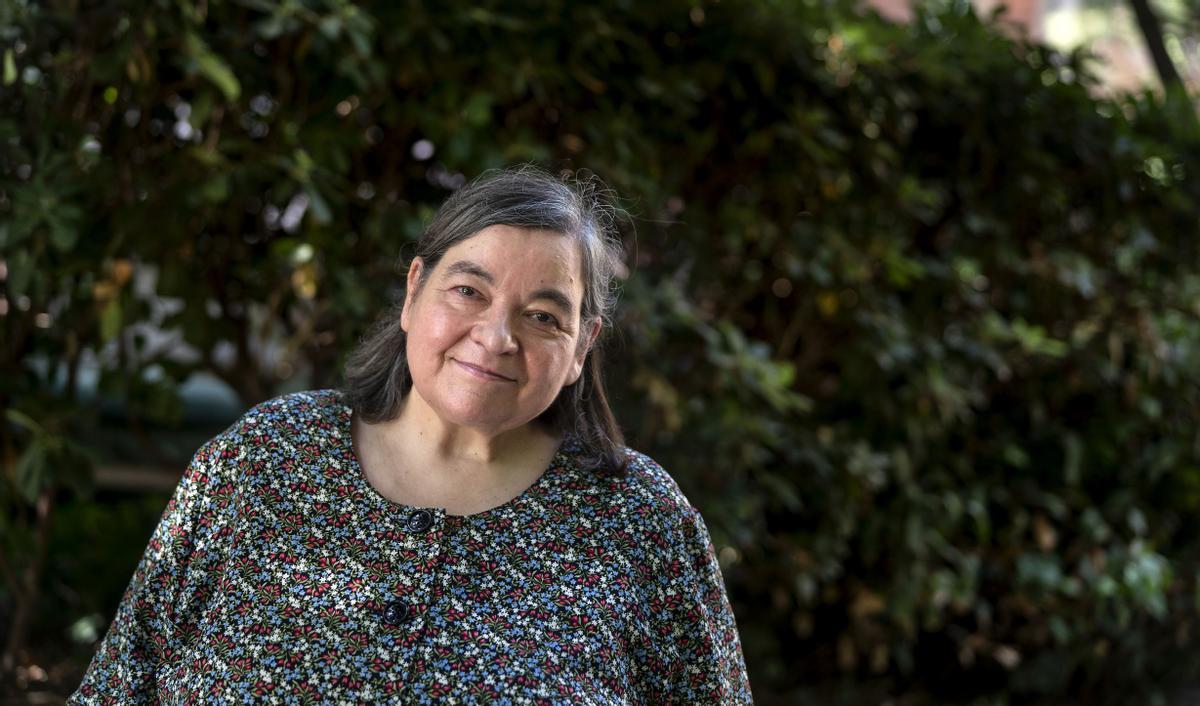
[759,471,802,511]
[198,174,231,204]
[5,408,44,433]
[53,437,99,498]
[15,438,48,504]
[184,33,240,102]
[1062,433,1082,485]
[47,211,80,251]
[6,249,35,298]
[68,614,105,645]
[3,49,16,86]
[100,298,123,341]
[304,183,332,224]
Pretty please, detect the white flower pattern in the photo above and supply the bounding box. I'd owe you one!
[72,389,752,705]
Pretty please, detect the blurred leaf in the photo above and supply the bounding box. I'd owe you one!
[15,437,48,504]
[100,298,123,341]
[183,32,240,102]
[3,48,16,85]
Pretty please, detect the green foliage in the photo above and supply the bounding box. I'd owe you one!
[2,0,1199,702]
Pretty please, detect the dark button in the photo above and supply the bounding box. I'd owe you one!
[407,509,434,533]
[382,600,410,626]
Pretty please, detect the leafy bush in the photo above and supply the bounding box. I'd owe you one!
[2,0,1198,702]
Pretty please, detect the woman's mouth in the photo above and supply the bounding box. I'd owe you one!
[453,359,516,382]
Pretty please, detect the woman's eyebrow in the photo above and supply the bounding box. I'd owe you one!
[530,288,574,314]
[443,260,493,282]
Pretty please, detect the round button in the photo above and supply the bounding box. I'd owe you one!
[382,600,410,626]
[407,509,434,533]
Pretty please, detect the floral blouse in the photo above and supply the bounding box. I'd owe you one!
[71,389,752,705]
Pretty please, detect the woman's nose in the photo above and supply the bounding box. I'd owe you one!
[471,311,518,355]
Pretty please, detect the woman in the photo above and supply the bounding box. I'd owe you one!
[72,168,752,704]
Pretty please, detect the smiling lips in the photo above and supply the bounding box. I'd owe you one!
[453,359,517,382]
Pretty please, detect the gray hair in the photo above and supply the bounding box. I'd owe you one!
[341,166,628,473]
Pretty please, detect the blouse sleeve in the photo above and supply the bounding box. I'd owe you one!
[70,436,236,705]
[638,504,754,704]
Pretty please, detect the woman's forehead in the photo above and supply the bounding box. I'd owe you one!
[433,225,585,303]
[439,226,582,278]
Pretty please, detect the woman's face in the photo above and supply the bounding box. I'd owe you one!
[400,225,599,437]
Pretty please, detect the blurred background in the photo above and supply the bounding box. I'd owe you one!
[2,0,1199,703]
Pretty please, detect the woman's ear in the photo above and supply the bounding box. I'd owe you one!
[568,317,603,385]
[400,257,425,333]
[582,317,602,353]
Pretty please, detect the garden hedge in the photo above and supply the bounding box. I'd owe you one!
[3,0,1199,703]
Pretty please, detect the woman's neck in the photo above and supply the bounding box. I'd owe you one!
[389,391,555,467]
[351,393,561,515]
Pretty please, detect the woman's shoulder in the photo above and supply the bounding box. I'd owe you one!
[181,389,350,496]
[213,388,347,445]
[237,387,346,426]
[575,446,699,525]
[565,447,720,571]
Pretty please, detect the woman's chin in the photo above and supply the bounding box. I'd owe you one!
[431,402,524,436]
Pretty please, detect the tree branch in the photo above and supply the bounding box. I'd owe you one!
[1127,0,1183,90]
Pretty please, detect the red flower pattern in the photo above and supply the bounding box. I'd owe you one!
[71,390,752,704]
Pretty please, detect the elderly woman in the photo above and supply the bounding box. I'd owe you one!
[72,168,752,704]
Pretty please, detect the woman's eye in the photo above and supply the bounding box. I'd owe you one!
[530,312,559,327]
